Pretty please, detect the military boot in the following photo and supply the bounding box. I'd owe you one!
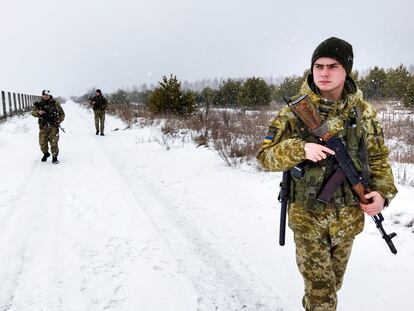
[96,130,99,135]
[52,155,59,164]
[41,152,50,162]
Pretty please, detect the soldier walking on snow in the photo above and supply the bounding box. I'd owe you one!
[257,37,397,311]
[32,90,65,164]
[89,89,108,136]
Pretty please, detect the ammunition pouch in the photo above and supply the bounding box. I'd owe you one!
[290,162,359,210]
[290,162,327,210]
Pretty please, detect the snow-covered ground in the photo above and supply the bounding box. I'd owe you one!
[0,101,413,311]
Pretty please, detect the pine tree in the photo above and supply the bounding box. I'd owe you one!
[237,77,271,108]
[402,76,414,107]
[215,79,242,107]
[200,87,217,114]
[358,66,387,99]
[148,75,196,115]
[272,75,305,102]
[384,64,411,99]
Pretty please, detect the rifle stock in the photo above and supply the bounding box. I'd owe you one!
[288,95,332,141]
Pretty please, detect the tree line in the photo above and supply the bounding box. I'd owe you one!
[75,64,414,116]
[272,64,414,106]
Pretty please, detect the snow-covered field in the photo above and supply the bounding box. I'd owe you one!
[0,101,413,311]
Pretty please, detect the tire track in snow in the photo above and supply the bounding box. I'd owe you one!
[99,131,290,311]
[0,162,65,310]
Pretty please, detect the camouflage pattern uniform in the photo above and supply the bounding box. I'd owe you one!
[91,95,107,134]
[31,98,65,156]
[257,75,397,311]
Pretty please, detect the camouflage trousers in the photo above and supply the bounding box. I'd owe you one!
[287,202,362,311]
[94,110,105,134]
[294,235,353,311]
[39,126,60,156]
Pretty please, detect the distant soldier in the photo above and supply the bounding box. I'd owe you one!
[257,37,397,310]
[32,90,65,164]
[90,89,108,136]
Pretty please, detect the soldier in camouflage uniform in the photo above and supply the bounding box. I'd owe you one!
[90,89,108,136]
[257,37,397,311]
[32,90,65,164]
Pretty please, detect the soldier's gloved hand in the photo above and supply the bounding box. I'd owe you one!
[38,110,45,115]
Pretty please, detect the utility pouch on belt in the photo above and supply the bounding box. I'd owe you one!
[304,166,326,210]
[291,164,326,210]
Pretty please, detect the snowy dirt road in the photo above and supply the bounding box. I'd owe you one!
[0,103,289,311]
[0,102,413,311]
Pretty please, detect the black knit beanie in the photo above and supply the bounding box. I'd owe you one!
[311,37,354,75]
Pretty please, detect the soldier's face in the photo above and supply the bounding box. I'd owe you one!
[312,57,346,100]
[42,94,51,100]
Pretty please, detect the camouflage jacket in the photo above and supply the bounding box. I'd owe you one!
[90,95,107,111]
[31,98,65,128]
[256,76,398,243]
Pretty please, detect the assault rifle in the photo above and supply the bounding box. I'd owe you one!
[278,165,304,246]
[287,94,397,254]
[278,171,290,246]
[34,102,65,133]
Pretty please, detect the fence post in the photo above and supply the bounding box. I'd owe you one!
[18,93,22,111]
[13,93,17,112]
[8,92,12,115]
[1,91,6,118]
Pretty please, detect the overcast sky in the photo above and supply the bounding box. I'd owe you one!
[1,0,413,97]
